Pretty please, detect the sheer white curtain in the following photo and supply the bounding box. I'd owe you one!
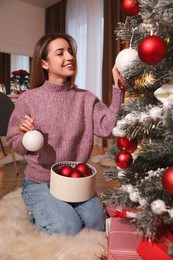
[66,0,104,146]
[66,0,103,99]
[11,54,30,73]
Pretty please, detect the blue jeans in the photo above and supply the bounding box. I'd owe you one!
[21,177,106,236]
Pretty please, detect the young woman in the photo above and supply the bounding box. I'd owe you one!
[6,33,124,236]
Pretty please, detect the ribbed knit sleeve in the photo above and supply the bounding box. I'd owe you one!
[93,87,124,137]
[6,93,31,155]
[111,86,125,112]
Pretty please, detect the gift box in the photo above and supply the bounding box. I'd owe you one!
[108,218,142,260]
[50,161,97,203]
[106,205,137,218]
[137,234,173,260]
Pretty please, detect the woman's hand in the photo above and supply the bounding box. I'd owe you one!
[19,115,35,135]
[112,65,121,89]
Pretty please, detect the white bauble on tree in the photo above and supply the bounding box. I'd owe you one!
[150,199,166,215]
[129,190,140,202]
[115,48,139,74]
[22,130,44,152]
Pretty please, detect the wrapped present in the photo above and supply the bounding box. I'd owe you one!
[106,205,137,218]
[108,218,143,260]
[137,234,173,260]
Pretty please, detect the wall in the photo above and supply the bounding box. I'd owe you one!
[0,0,45,57]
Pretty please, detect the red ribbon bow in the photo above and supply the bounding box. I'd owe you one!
[113,209,127,218]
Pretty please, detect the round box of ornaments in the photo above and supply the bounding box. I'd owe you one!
[50,161,97,203]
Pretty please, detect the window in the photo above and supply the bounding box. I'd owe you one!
[11,54,30,74]
[66,0,104,100]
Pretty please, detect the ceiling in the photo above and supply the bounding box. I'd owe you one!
[19,0,60,9]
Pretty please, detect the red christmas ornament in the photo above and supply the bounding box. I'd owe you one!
[59,165,73,177]
[162,166,173,195]
[115,151,133,169]
[70,169,84,178]
[122,0,139,16]
[138,35,167,65]
[117,136,138,153]
[75,163,91,177]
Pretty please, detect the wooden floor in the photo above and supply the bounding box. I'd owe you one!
[0,145,121,199]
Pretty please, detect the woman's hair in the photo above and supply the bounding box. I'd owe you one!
[30,33,78,89]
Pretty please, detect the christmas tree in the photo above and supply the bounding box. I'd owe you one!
[102,0,173,241]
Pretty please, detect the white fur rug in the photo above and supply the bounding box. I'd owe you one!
[0,189,108,260]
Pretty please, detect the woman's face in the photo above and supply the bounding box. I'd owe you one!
[42,38,75,84]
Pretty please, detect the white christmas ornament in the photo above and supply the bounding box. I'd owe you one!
[129,191,140,203]
[22,130,44,152]
[115,48,139,74]
[154,80,173,106]
[151,199,166,215]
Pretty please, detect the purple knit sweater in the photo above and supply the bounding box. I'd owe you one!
[6,81,123,183]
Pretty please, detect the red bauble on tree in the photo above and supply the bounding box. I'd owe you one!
[162,166,173,195]
[138,35,167,65]
[115,151,133,169]
[122,0,139,16]
[117,136,138,153]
